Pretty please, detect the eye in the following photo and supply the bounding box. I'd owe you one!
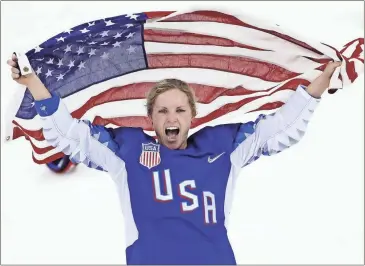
[177,109,185,113]
[158,109,167,114]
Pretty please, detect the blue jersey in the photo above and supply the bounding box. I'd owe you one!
[34,85,320,264]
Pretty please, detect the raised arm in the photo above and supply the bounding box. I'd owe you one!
[231,62,341,168]
[7,54,126,178]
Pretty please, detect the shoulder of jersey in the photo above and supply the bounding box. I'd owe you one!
[111,127,152,143]
[190,123,241,151]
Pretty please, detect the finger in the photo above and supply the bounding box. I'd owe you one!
[329,61,341,67]
[329,61,341,68]
[11,67,20,74]
[334,61,341,67]
[11,72,20,79]
[12,53,18,62]
[7,59,17,67]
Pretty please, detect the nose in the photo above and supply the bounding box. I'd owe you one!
[166,111,178,123]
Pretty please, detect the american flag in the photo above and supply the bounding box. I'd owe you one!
[4,9,364,165]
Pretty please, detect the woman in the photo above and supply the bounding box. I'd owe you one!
[7,53,340,265]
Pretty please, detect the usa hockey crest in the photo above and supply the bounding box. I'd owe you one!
[139,142,161,169]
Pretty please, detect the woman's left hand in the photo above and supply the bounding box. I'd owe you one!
[306,61,342,98]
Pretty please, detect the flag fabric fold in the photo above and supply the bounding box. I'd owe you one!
[4,9,364,164]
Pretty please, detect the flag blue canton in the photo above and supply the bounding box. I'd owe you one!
[17,12,148,120]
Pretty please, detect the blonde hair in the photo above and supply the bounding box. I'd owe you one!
[146,79,197,117]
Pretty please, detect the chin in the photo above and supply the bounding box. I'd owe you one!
[162,137,186,150]
[165,141,182,150]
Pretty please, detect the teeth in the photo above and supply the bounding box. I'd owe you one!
[166,127,179,130]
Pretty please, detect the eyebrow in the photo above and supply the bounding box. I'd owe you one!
[157,106,187,109]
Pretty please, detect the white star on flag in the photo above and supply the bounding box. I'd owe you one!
[35,67,42,75]
[126,32,135,39]
[80,28,90,34]
[127,45,136,53]
[126,14,139,20]
[57,59,63,68]
[56,73,65,81]
[77,61,86,70]
[64,45,72,53]
[113,41,122,48]
[104,20,115,26]
[34,46,43,53]
[56,36,65,42]
[76,46,85,55]
[68,60,75,68]
[45,69,53,77]
[113,32,123,39]
[88,49,96,57]
[100,30,109,37]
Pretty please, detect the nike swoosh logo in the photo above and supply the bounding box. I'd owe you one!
[208,152,225,163]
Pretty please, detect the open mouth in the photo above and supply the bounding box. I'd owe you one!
[165,126,180,140]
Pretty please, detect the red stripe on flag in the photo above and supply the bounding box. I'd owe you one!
[145,11,175,20]
[32,152,65,165]
[248,101,285,113]
[147,54,299,82]
[12,120,45,141]
[350,45,364,59]
[345,59,358,82]
[160,11,324,55]
[303,57,333,64]
[144,29,270,51]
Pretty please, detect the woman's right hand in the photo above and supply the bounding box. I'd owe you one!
[7,53,51,100]
[7,53,39,87]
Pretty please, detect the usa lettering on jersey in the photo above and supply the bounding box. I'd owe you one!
[152,169,217,224]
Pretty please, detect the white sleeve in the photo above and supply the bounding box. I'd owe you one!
[34,94,126,178]
[230,85,321,168]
